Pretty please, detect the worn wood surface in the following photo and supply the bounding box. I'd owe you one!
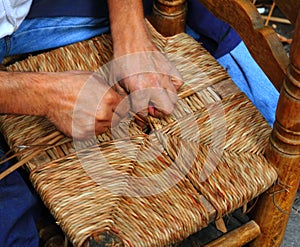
[148,0,187,36]
[203,221,261,247]
[274,0,300,25]
[250,8,300,247]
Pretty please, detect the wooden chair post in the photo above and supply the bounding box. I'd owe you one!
[148,0,187,36]
[250,9,300,247]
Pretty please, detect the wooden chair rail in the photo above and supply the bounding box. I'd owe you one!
[203,221,261,247]
[250,8,300,246]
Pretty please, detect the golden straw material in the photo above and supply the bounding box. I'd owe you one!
[31,137,209,246]
[154,93,271,154]
[0,23,278,246]
[153,93,276,218]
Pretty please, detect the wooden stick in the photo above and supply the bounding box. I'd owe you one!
[277,33,292,44]
[265,2,276,26]
[203,221,261,247]
[261,15,291,25]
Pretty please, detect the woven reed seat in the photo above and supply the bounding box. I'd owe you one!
[0,23,280,246]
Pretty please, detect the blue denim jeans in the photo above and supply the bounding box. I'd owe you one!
[0,135,39,247]
[0,16,110,247]
[217,41,279,126]
[186,25,279,126]
[0,17,110,62]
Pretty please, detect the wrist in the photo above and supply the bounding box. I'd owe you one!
[113,21,154,53]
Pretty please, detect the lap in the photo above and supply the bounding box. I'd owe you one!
[0,16,110,63]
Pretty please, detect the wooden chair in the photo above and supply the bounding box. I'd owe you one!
[0,1,299,247]
[150,0,300,246]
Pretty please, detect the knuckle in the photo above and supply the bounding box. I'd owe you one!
[103,91,118,105]
[165,105,174,115]
[96,112,110,122]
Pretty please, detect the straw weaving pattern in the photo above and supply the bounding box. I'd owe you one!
[0,24,277,246]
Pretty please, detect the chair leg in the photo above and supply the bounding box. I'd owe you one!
[250,9,300,247]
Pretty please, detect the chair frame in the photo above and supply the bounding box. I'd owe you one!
[149,0,300,246]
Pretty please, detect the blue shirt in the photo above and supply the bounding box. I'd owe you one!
[187,0,241,58]
[26,0,153,18]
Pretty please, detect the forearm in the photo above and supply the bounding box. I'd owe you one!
[108,0,154,56]
[0,71,55,116]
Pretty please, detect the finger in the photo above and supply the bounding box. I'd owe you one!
[171,77,184,91]
[152,52,183,81]
[95,106,115,122]
[130,90,151,119]
[168,64,183,82]
[112,95,131,127]
[94,121,112,135]
[114,94,130,115]
[161,82,179,106]
[112,82,128,96]
[148,103,155,116]
[150,89,175,116]
[148,104,165,119]
[72,125,99,140]
[165,86,179,105]
[151,76,178,114]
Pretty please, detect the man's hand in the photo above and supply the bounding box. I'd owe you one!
[0,71,129,139]
[111,50,183,118]
[108,0,183,121]
[45,71,129,139]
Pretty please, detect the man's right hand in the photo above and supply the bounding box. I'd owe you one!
[45,71,129,139]
[0,71,129,140]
